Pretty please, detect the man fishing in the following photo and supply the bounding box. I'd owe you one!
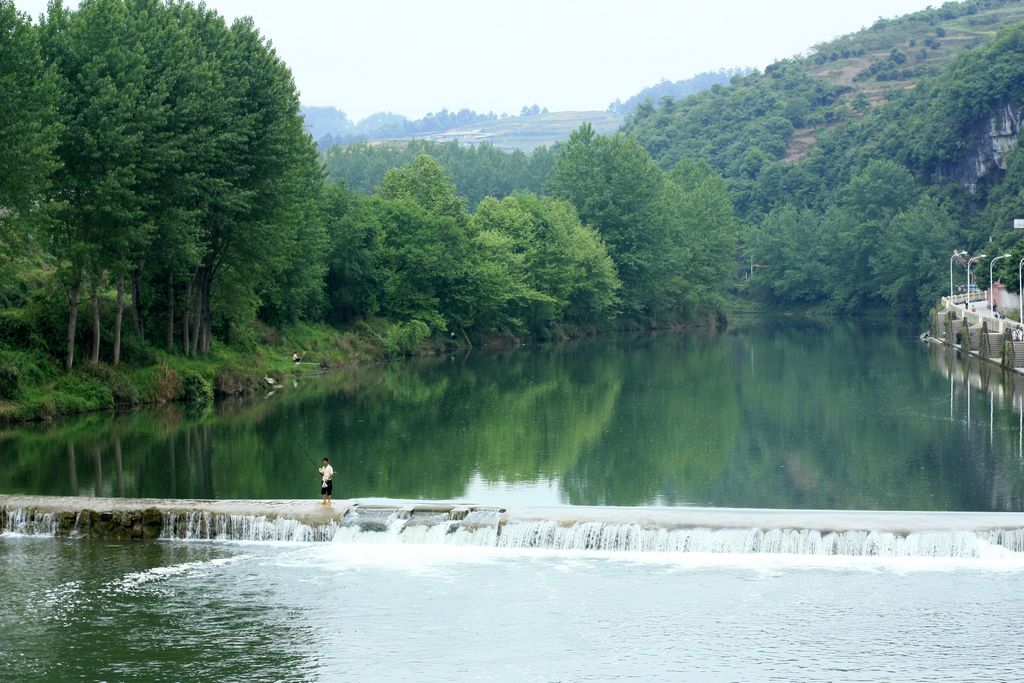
[318,457,334,505]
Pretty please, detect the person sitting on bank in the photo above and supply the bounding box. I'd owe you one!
[292,352,302,363]
[318,457,334,505]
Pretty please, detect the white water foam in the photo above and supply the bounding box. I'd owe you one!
[105,556,247,593]
[160,511,340,542]
[493,522,1024,557]
[330,515,1024,559]
[6,504,1024,561]
[1,508,59,536]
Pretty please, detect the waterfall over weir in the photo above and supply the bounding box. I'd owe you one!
[4,495,1024,558]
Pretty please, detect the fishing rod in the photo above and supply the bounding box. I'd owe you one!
[297,440,319,469]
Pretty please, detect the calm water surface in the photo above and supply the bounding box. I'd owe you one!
[2,318,1024,510]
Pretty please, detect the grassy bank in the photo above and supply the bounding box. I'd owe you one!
[0,267,727,423]
[0,320,393,423]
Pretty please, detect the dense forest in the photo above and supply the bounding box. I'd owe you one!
[323,0,1024,319]
[0,0,739,417]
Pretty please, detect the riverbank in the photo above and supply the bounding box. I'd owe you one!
[0,321,393,423]
[0,309,728,424]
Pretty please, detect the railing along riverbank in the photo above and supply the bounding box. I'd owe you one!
[929,295,1024,372]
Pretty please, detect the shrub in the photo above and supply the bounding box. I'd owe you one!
[181,371,213,403]
[0,310,44,350]
[0,364,21,400]
[145,364,184,403]
[119,333,158,366]
[383,320,431,357]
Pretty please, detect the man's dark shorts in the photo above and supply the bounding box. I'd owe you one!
[321,480,333,496]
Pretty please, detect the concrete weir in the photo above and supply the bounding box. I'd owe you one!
[5,495,1024,558]
[0,495,502,542]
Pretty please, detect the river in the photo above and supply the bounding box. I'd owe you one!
[2,318,1023,510]
[3,318,1024,681]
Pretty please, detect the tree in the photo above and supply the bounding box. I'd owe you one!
[0,0,60,233]
[183,13,324,353]
[473,194,620,330]
[829,160,920,309]
[322,182,385,324]
[869,195,956,315]
[378,156,480,333]
[378,154,468,223]
[665,159,740,314]
[41,0,163,369]
[374,197,466,331]
[548,124,675,317]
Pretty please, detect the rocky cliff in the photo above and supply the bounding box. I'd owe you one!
[940,101,1021,192]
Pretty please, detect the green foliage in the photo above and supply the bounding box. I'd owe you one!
[623,60,842,193]
[324,140,551,209]
[0,0,61,228]
[181,370,213,404]
[322,183,385,324]
[870,196,958,315]
[379,155,469,222]
[548,125,737,320]
[548,125,671,316]
[748,205,833,304]
[608,69,752,116]
[0,362,20,399]
[382,320,431,357]
[0,309,44,350]
[473,194,620,329]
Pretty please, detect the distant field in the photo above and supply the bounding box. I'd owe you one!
[807,3,1024,104]
[410,111,624,152]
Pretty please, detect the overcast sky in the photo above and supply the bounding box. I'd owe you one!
[16,0,937,121]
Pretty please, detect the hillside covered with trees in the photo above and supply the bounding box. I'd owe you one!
[622,0,1024,316]
[607,68,752,117]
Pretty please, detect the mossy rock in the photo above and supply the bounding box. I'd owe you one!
[142,508,164,539]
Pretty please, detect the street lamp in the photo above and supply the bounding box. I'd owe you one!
[966,254,987,309]
[949,250,967,302]
[990,254,1012,311]
[1018,257,1024,323]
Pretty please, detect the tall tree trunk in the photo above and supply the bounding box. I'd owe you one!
[131,263,145,339]
[182,276,192,355]
[201,274,213,354]
[113,274,125,365]
[166,271,174,353]
[90,278,100,364]
[191,272,203,356]
[64,270,82,372]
